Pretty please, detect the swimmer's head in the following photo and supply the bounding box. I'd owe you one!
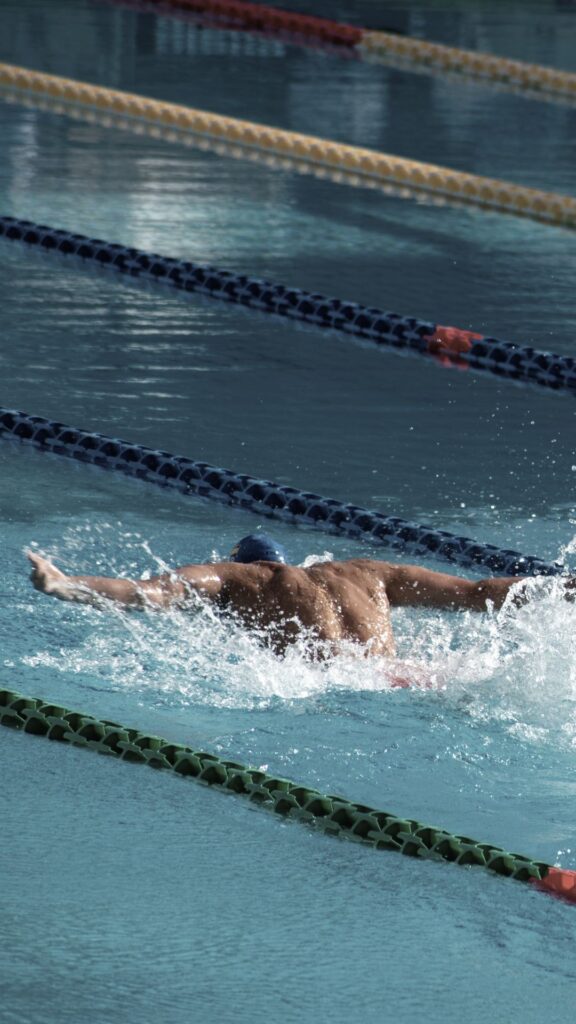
[230,533,287,564]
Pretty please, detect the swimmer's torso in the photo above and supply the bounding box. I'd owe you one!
[179,559,396,657]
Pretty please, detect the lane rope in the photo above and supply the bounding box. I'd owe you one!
[123,0,362,47]
[0,85,521,215]
[2,62,576,227]
[109,0,576,103]
[0,406,564,578]
[2,215,575,396]
[1,687,574,904]
[105,1,576,111]
[2,5,573,916]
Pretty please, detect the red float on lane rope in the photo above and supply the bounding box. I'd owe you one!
[426,324,483,355]
[425,325,484,370]
[530,867,576,904]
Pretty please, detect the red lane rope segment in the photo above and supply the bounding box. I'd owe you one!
[144,0,363,46]
[115,0,576,106]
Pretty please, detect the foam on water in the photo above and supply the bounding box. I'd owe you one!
[20,527,576,750]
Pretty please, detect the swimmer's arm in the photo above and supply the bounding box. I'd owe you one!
[27,552,222,609]
[375,563,529,612]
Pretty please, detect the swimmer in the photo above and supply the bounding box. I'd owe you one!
[26,533,575,662]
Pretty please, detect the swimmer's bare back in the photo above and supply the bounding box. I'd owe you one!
[27,551,393,656]
[27,549,563,662]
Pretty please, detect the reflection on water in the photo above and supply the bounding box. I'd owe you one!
[1,3,576,1020]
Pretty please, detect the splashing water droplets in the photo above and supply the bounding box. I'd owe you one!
[22,527,576,747]
[558,528,576,567]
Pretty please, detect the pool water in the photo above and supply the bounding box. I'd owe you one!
[1,2,576,1022]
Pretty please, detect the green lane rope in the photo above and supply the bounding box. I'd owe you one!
[1,687,575,903]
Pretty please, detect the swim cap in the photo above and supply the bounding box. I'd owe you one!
[230,533,287,564]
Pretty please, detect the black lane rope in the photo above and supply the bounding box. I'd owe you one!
[0,407,564,577]
[1,216,574,395]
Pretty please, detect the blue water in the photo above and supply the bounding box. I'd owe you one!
[1,1,576,1022]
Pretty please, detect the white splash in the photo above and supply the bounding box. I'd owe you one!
[22,527,576,747]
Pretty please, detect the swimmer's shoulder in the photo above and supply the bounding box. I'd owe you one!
[308,558,395,579]
[220,560,301,586]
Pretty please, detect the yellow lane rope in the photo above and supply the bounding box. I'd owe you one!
[0,86,487,215]
[1,62,576,228]
[360,29,576,100]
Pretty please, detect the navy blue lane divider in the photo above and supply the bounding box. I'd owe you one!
[1,216,575,395]
[0,407,563,577]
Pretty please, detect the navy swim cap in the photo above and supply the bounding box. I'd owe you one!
[230,533,287,564]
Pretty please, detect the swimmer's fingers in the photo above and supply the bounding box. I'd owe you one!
[26,549,42,567]
[26,550,68,594]
[27,550,46,587]
[27,549,51,582]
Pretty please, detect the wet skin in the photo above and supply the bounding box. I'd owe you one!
[27,551,545,659]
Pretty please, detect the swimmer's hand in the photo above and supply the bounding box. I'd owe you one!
[27,551,75,599]
[26,550,190,609]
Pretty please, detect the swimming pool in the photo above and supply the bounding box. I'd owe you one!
[1,1,576,1022]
